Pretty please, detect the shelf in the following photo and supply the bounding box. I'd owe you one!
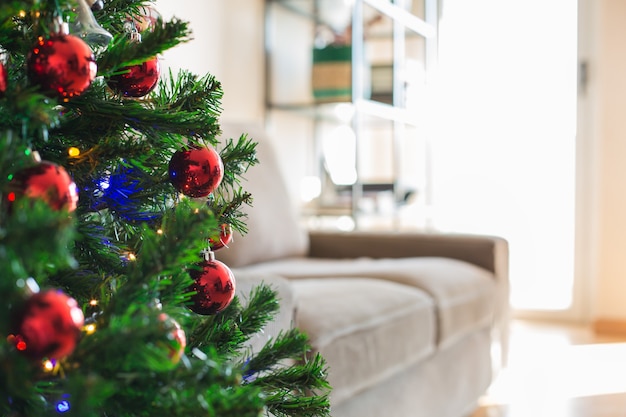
[265,0,438,230]
[267,100,424,127]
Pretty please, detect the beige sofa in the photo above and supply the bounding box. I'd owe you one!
[220,124,510,417]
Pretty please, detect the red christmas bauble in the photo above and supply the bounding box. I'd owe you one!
[209,224,233,251]
[27,34,97,99]
[10,289,85,360]
[157,313,186,364]
[0,61,7,94]
[108,56,160,98]
[9,161,79,212]
[189,257,236,315]
[168,146,224,198]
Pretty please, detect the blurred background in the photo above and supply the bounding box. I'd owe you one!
[155,0,626,331]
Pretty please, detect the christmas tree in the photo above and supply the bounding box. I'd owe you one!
[0,1,330,416]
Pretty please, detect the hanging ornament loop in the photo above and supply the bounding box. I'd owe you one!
[201,244,215,262]
[123,19,141,43]
[52,14,69,36]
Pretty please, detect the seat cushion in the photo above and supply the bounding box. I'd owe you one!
[234,256,497,348]
[291,277,436,405]
[234,271,296,354]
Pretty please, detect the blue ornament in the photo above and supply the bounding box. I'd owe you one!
[93,166,161,222]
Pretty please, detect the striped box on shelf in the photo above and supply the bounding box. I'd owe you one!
[312,44,352,102]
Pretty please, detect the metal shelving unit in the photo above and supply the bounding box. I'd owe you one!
[265,0,438,230]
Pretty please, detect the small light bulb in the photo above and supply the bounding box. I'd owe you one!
[84,324,96,335]
[68,147,80,157]
[127,253,137,261]
[89,299,98,306]
[56,400,70,413]
[43,360,55,372]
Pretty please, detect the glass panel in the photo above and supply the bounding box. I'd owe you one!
[362,3,393,104]
[403,29,427,110]
[396,123,430,229]
[397,0,425,20]
[352,116,430,230]
[354,115,395,227]
[357,120,394,186]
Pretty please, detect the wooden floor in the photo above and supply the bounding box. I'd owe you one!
[469,319,626,417]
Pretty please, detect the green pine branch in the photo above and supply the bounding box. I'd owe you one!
[237,283,281,337]
[220,134,259,185]
[97,18,192,74]
[155,69,224,122]
[102,199,216,318]
[257,353,331,417]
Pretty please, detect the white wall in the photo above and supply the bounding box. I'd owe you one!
[156,0,265,124]
[581,0,626,324]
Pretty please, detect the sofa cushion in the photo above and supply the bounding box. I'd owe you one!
[234,271,296,354]
[215,123,309,268]
[291,277,436,405]
[234,256,496,348]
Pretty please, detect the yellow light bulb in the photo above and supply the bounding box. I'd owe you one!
[43,360,55,372]
[68,147,80,157]
[84,324,97,335]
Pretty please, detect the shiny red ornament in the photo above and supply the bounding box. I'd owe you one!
[209,224,233,251]
[168,146,224,198]
[9,161,79,212]
[189,255,236,315]
[0,61,7,94]
[158,313,186,364]
[27,34,97,99]
[108,56,160,97]
[10,289,85,360]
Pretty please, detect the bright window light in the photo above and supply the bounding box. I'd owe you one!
[435,0,577,312]
[323,125,357,185]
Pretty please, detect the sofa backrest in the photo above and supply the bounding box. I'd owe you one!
[214,123,309,268]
